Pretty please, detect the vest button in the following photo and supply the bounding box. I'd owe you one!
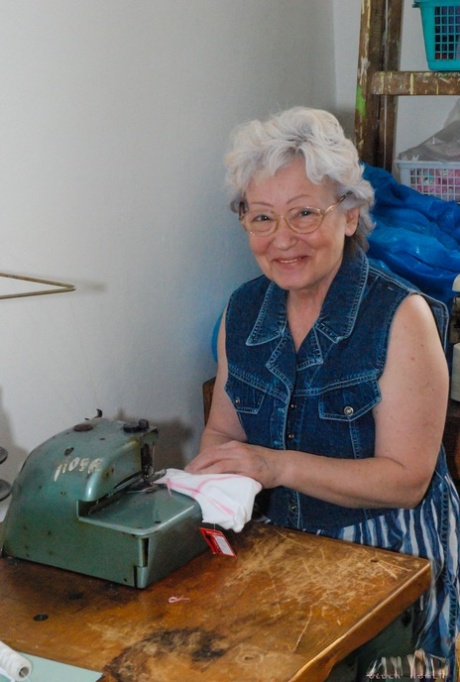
[235,397,241,405]
[287,433,295,440]
[344,405,354,417]
[290,403,296,410]
[289,503,298,513]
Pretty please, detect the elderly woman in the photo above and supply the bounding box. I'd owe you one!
[186,107,460,678]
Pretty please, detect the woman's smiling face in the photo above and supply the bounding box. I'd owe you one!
[244,156,359,300]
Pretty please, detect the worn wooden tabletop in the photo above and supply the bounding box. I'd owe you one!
[0,522,430,682]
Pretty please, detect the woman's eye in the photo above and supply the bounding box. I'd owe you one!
[298,208,314,217]
[252,213,272,223]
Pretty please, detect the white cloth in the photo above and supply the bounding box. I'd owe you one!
[0,640,32,681]
[155,468,262,533]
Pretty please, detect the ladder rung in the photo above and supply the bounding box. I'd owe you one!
[371,71,460,96]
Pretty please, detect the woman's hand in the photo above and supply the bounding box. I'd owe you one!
[185,440,280,489]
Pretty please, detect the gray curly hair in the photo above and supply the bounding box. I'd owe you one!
[225,107,374,250]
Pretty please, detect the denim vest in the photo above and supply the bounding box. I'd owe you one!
[225,246,449,532]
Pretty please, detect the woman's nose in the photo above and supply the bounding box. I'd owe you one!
[272,216,297,247]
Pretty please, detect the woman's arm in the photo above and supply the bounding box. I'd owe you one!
[199,313,247,450]
[187,295,449,510]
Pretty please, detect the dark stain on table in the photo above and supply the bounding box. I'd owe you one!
[104,627,228,681]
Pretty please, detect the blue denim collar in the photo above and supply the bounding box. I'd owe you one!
[246,245,369,347]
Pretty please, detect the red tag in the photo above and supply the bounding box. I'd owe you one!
[199,527,236,557]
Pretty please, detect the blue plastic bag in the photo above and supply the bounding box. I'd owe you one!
[364,164,460,307]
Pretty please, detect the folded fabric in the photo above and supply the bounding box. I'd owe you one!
[155,468,262,533]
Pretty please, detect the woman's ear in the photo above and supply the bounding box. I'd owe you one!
[344,207,360,236]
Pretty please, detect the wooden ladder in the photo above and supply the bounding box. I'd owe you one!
[355,0,460,170]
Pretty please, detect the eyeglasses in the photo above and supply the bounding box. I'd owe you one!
[239,193,350,237]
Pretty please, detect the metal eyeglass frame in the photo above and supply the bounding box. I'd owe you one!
[238,192,350,237]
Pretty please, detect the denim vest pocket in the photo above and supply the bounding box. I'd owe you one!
[318,378,380,422]
[226,373,267,415]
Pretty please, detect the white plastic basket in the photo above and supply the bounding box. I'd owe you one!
[396,159,460,201]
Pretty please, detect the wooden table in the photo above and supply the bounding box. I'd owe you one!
[0,523,430,682]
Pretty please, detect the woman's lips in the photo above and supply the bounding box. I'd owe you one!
[275,255,307,265]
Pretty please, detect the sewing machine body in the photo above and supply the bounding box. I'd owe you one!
[1,416,206,588]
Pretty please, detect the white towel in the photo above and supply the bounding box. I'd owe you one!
[155,468,262,533]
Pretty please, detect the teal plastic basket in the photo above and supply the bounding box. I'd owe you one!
[414,0,460,70]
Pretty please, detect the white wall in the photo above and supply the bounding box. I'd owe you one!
[0,0,337,510]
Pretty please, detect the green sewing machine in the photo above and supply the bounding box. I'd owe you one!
[0,415,207,587]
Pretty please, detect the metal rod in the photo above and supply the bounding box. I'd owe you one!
[0,272,76,300]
